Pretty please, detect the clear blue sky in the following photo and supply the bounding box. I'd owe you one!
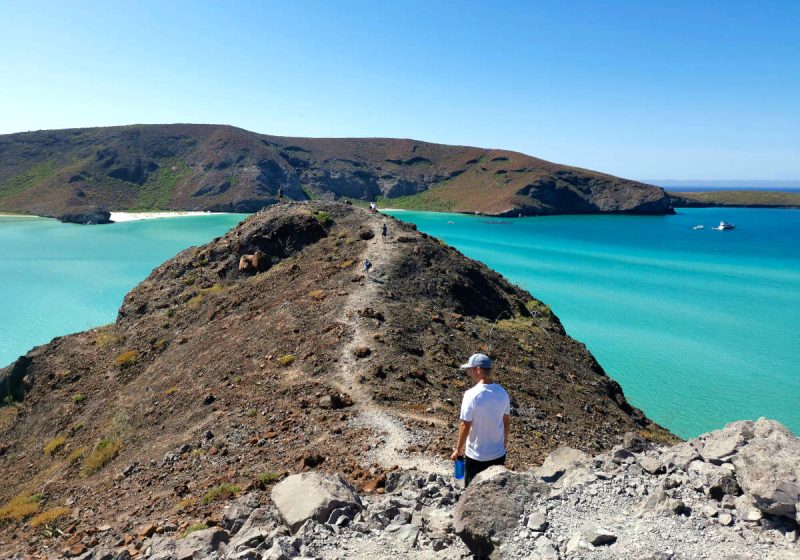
[0,0,798,180]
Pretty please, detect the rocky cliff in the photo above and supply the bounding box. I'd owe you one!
[0,202,675,557]
[0,125,673,220]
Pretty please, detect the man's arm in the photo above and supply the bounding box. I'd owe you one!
[450,420,472,460]
[503,414,510,451]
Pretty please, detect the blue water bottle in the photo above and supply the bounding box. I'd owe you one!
[454,456,465,480]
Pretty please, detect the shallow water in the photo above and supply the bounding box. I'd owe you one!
[1,208,798,438]
[384,208,800,438]
[0,214,247,370]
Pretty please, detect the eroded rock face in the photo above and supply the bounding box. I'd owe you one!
[56,207,111,224]
[730,419,800,517]
[271,472,362,532]
[453,466,547,559]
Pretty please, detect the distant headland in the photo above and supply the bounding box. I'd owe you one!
[0,124,673,223]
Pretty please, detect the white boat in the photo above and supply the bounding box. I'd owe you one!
[693,225,705,230]
[712,221,735,231]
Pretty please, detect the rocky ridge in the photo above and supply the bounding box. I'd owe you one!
[0,202,671,557]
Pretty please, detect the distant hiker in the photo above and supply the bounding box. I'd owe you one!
[277,187,284,199]
[450,353,510,487]
[370,201,377,212]
[363,258,372,276]
[381,222,388,240]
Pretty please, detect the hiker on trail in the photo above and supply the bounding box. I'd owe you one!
[450,353,510,487]
[277,187,284,199]
[381,222,388,240]
[363,258,372,276]
[370,201,377,212]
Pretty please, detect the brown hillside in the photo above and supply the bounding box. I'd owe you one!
[0,125,673,220]
[0,202,673,555]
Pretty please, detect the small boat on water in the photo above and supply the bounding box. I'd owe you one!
[693,225,705,230]
[712,221,735,231]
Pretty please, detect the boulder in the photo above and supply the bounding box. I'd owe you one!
[659,441,701,473]
[174,527,229,560]
[221,492,260,533]
[533,447,589,483]
[696,420,756,463]
[271,472,362,532]
[584,526,617,546]
[638,488,688,516]
[731,418,800,518]
[453,466,546,559]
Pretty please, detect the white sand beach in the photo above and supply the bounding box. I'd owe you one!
[109,211,225,222]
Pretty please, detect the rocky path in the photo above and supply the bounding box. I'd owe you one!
[336,220,448,474]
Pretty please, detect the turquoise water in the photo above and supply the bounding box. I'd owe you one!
[1,209,798,438]
[385,208,800,438]
[0,214,247,369]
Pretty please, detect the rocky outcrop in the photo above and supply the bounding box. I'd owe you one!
[453,467,547,558]
[271,473,362,532]
[56,422,799,560]
[55,207,112,224]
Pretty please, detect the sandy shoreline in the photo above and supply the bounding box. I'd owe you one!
[109,211,228,222]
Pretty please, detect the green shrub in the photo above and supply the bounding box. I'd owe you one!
[73,393,87,404]
[254,471,281,489]
[43,435,66,455]
[278,354,295,367]
[82,438,121,475]
[114,350,138,368]
[181,522,208,538]
[202,484,240,504]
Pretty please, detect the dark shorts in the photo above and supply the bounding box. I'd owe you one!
[465,454,506,487]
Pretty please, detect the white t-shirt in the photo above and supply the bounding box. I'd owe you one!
[460,382,510,461]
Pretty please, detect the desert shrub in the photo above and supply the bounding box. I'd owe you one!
[114,350,138,368]
[312,210,332,225]
[29,506,70,528]
[43,435,66,455]
[68,421,84,435]
[339,259,355,269]
[278,354,295,367]
[175,496,197,512]
[254,471,281,489]
[82,438,121,475]
[181,522,208,538]
[164,386,178,396]
[67,447,87,464]
[93,327,121,347]
[0,494,43,523]
[525,299,551,317]
[72,393,87,404]
[202,484,240,505]
[308,290,325,300]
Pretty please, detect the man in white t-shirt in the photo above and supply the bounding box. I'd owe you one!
[450,353,510,486]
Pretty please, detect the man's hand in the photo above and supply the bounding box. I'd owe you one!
[449,449,461,461]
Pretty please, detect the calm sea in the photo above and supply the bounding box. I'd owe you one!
[384,208,800,438]
[1,208,798,438]
[0,214,247,370]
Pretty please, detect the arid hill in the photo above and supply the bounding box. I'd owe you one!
[0,125,673,221]
[0,202,674,556]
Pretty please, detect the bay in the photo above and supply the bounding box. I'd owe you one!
[0,214,248,370]
[1,207,798,439]
[384,207,800,438]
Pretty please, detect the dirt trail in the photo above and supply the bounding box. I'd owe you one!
[336,218,449,475]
